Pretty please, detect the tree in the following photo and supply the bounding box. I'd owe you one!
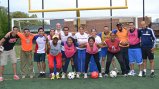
[0,6,8,39]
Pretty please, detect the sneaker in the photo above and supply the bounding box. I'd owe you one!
[51,73,55,80]
[150,72,155,78]
[138,71,142,77]
[22,75,26,79]
[0,77,4,82]
[142,71,146,77]
[84,73,87,79]
[42,73,46,78]
[56,73,60,79]
[30,75,34,79]
[104,74,108,77]
[128,70,136,76]
[38,73,43,78]
[14,75,20,80]
[123,74,128,77]
[76,73,80,78]
[99,73,103,78]
[61,73,66,79]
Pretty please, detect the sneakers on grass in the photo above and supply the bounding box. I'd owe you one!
[0,77,4,82]
[14,75,20,80]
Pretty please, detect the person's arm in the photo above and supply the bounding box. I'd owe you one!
[46,41,51,54]
[0,31,11,46]
[78,43,87,48]
[150,28,156,52]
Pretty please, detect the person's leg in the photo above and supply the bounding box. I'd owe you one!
[84,53,91,78]
[128,49,135,76]
[105,52,114,75]
[101,47,107,73]
[20,50,28,78]
[55,53,62,79]
[123,47,130,73]
[0,51,8,78]
[71,58,75,72]
[27,51,34,78]
[141,48,147,77]
[147,48,155,77]
[63,58,70,73]
[41,53,46,77]
[93,53,101,73]
[115,52,126,75]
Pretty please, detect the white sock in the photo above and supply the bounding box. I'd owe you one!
[56,72,59,75]
[42,71,45,74]
[143,69,146,72]
[40,71,43,73]
[151,70,154,73]
[51,73,54,75]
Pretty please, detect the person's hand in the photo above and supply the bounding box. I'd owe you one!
[151,48,156,53]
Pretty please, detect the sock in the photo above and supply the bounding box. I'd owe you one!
[40,71,43,74]
[42,71,45,74]
[151,70,154,73]
[51,73,54,75]
[56,72,59,75]
[143,69,146,72]
[72,65,75,72]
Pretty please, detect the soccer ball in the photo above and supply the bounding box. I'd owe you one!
[110,70,117,78]
[91,71,99,79]
[0,46,4,52]
[67,72,75,79]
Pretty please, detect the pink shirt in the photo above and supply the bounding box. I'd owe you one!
[86,43,98,54]
[128,29,140,45]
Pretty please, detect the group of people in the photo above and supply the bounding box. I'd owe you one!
[0,21,156,81]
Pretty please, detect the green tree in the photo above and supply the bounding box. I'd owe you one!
[0,6,8,39]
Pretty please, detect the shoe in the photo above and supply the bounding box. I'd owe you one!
[128,70,136,76]
[0,77,4,82]
[76,73,80,78]
[14,75,20,80]
[150,72,155,78]
[22,75,26,79]
[30,75,34,79]
[42,73,46,78]
[56,73,60,79]
[123,74,128,77]
[51,73,55,80]
[99,73,103,78]
[138,71,142,77]
[38,73,42,78]
[84,73,87,79]
[61,73,66,79]
[104,74,108,77]
[142,71,146,77]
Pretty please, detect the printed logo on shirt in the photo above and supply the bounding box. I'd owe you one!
[9,38,17,43]
[26,39,30,44]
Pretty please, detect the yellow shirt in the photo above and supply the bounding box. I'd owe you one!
[101,31,111,42]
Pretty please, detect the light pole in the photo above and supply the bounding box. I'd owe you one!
[42,0,44,29]
[110,0,112,30]
[143,0,145,21]
[8,0,10,31]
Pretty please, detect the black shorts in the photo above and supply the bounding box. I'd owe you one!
[34,53,46,62]
[141,48,154,60]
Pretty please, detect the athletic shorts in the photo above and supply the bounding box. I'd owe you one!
[34,53,46,62]
[0,49,17,66]
[141,47,154,60]
[128,48,142,65]
[100,47,108,58]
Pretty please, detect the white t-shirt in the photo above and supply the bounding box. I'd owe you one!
[55,29,63,35]
[95,35,102,51]
[35,36,46,53]
[74,32,89,50]
[60,31,73,51]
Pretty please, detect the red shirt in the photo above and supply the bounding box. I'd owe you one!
[105,38,120,53]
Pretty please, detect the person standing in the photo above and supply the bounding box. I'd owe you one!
[17,28,35,79]
[0,26,20,82]
[74,26,89,77]
[139,21,156,77]
[34,27,48,78]
[116,23,130,74]
[128,22,143,77]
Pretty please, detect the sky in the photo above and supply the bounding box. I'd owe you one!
[0,0,159,21]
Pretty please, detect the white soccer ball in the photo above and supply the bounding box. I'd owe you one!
[67,72,75,79]
[110,70,117,78]
[0,46,4,52]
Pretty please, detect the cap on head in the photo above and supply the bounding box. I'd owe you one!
[116,23,122,27]
[52,35,59,39]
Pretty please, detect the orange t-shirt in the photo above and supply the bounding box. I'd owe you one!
[17,32,35,51]
[116,28,129,47]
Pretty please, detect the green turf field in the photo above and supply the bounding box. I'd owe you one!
[0,48,159,89]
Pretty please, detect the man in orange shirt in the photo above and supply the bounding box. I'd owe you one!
[17,28,35,79]
[116,23,130,74]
